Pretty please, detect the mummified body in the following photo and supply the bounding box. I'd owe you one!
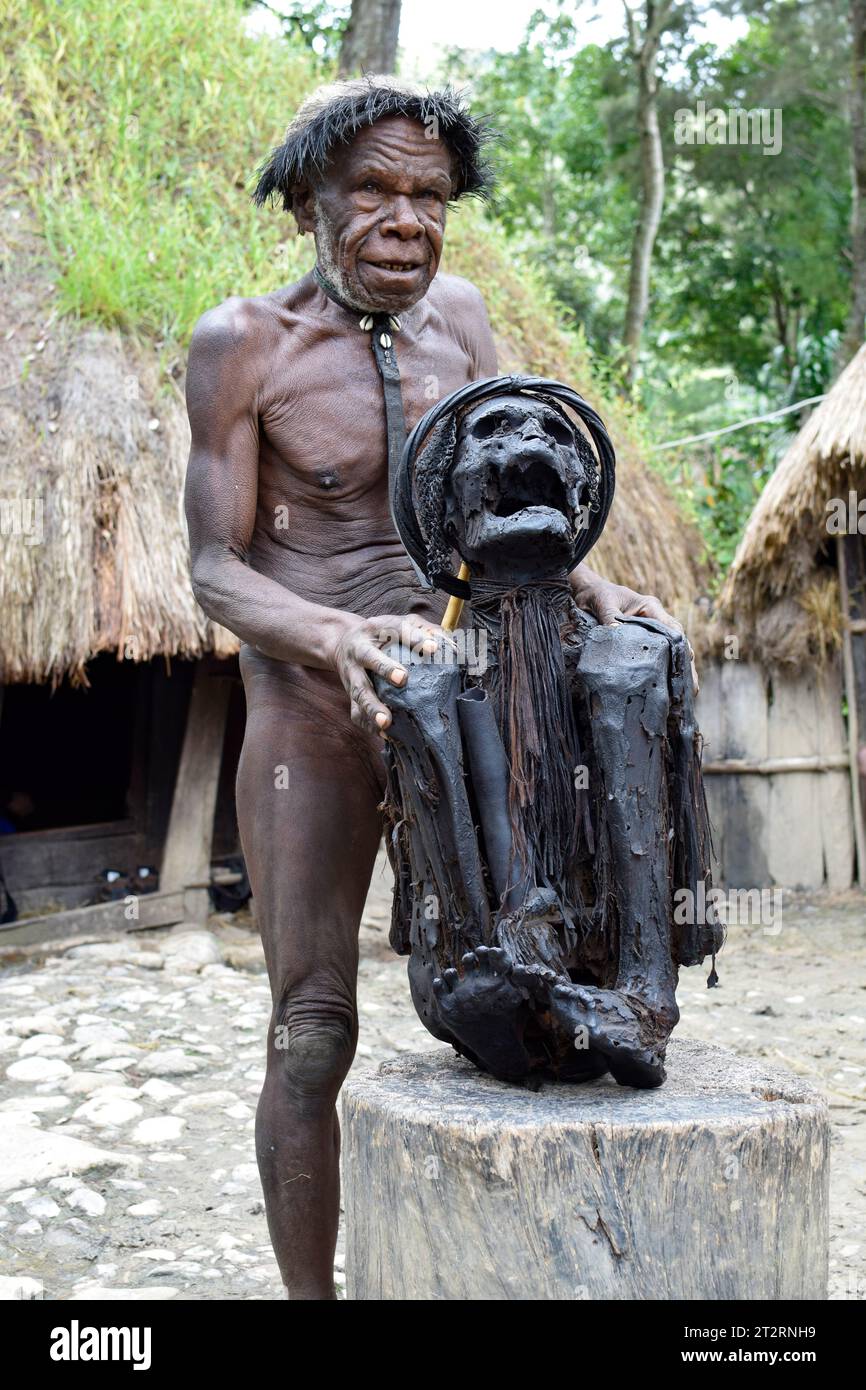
[377,389,721,1088]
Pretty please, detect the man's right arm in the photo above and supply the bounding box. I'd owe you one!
[183,302,443,732]
[184,302,351,669]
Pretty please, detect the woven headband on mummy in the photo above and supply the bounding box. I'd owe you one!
[393,375,616,598]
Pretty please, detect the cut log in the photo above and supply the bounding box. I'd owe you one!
[160,663,230,922]
[342,1040,829,1301]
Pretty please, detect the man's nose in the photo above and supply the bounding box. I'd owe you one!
[380,194,424,238]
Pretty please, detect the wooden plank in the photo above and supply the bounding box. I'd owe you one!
[766,673,823,887]
[695,664,725,877]
[838,536,866,887]
[813,660,856,891]
[1,821,136,894]
[0,889,186,947]
[160,663,230,923]
[717,661,771,886]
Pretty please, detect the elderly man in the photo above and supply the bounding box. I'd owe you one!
[184,77,687,1300]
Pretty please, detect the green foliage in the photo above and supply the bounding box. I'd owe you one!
[2,0,323,344]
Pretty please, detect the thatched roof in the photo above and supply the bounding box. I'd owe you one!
[0,213,709,686]
[0,218,236,685]
[715,344,866,664]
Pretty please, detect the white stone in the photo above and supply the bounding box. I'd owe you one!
[0,1123,136,1193]
[73,1096,143,1128]
[6,1013,63,1037]
[0,1275,42,1299]
[63,1071,125,1096]
[17,1034,68,1057]
[94,1057,138,1072]
[6,1056,72,1083]
[138,1078,182,1101]
[1,1095,69,1115]
[160,932,223,972]
[69,1285,178,1300]
[172,1090,236,1114]
[66,942,144,963]
[7,1187,37,1204]
[216,1232,244,1250]
[24,1195,61,1219]
[73,1023,130,1045]
[0,1109,40,1130]
[127,1199,161,1217]
[137,1049,199,1077]
[15,1219,42,1236]
[230,1163,259,1184]
[67,1187,106,1216]
[77,1039,142,1063]
[130,1115,186,1145]
[130,1248,177,1262]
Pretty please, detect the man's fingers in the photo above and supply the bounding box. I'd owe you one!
[592,597,621,626]
[359,642,408,686]
[347,667,392,735]
[637,596,683,634]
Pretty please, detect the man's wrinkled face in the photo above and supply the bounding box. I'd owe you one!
[298,116,453,313]
[443,396,592,577]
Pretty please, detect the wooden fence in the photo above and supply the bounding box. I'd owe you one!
[696,657,854,890]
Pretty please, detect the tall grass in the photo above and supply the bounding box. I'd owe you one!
[2,0,318,343]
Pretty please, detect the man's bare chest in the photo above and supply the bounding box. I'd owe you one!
[256,322,477,496]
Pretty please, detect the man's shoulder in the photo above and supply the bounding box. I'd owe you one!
[429,271,488,314]
[190,291,278,358]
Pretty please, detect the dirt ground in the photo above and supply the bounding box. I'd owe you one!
[0,855,863,1301]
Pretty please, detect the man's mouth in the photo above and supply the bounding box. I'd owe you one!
[362,260,424,275]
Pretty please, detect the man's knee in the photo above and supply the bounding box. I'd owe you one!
[271,992,356,1098]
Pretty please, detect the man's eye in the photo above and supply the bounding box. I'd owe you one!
[361,180,381,193]
[419,189,441,201]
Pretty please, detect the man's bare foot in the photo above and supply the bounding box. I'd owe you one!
[548,982,668,1089]
[432,946,531,1082]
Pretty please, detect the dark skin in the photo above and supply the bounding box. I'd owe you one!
[185,114,688,1300]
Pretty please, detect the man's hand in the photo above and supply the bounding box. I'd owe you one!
[570,564,699,695]
[329,614,453,736]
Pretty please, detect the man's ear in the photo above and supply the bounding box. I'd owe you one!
[292,183,316,235]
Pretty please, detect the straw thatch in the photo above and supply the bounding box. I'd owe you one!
[716,344,866,662]
[0,221,236,686]
[0,217,709,686]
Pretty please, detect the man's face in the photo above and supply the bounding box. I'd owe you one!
[301,116,453,313]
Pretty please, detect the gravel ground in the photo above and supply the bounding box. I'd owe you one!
[0,855,863,1301]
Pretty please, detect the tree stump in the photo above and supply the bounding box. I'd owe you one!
[341,1038,829,1301]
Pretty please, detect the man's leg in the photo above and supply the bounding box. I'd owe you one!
[236,651,385,1299]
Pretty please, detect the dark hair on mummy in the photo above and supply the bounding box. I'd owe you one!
[252,75,496,215]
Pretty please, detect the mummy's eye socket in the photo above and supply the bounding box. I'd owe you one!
[469,411,513,440]
[544,414,574,447]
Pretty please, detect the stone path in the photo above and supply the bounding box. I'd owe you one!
[0,856,863,1300]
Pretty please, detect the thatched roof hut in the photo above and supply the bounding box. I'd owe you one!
[0,231,236,687]
[717,344,866,665]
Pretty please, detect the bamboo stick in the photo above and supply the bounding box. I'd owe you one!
[442,562,471,632]
[702,754,849,775]
[837,535,866,887]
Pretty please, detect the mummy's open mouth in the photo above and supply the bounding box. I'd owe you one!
[490,460,572,520]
